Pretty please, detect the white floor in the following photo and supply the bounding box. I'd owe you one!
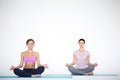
[0,76,120,80]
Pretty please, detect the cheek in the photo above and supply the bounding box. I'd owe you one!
[80,44,84,47]
[28,45,34,47]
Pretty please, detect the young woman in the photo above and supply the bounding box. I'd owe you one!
[10,39,48,77]
[66,38,98,75]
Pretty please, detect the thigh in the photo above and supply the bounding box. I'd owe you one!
[80,65,94,73]
[68,66,85,75]
[14,68,31,77]
[31,66,45,74]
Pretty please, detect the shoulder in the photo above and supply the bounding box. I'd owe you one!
[33,51,39,56]
[74,49,79,52]
[34,51,39,54]
[73,50,79,55]
[21,51,27,56]
[85,50,90,55]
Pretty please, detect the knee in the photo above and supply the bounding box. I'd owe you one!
[38,66,45,72]
[68,66,74,71]
[89,65,94,71]
[13,68,19,75]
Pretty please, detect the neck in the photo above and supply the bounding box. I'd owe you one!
[27,50,33,52]
[79,48,84,52]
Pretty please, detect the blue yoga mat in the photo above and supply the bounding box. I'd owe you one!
[41,74,72,78]
[0,74,118,78]
[74,74,118,76]
[0,74,72,78]
[92,74,118,76]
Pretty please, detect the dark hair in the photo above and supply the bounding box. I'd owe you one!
[78,38,85,43]
[26,39,35,45]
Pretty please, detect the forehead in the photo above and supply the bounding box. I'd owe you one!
[28,41,34,43]
[79,40,84,43]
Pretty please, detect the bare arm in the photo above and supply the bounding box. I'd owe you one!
[36,52,48,68]
[66,53,76,67]
[16,52,24,68]
[36,52,42,66]
[10,52,24,70]
[86,55,91,65]
[70,54,76,65]
[86,55,98,66]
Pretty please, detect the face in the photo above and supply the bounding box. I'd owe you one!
[79,41,85,48]
[26,41,34,50]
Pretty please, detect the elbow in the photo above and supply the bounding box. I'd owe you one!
[21,65,23,68]
[19,64,23,68]
[37,64,42,67]
[73,61,76,65]
[87,62,90,65]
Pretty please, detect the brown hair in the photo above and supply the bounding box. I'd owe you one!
[78,38,85,43]
[26,39,35,45]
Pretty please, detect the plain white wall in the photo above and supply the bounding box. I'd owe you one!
[0,0,120,76]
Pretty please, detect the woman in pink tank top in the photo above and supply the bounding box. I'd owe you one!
[66,38,98,75]
[10,39,48,77]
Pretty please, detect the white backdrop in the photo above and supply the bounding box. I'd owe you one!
[0,0,120,76]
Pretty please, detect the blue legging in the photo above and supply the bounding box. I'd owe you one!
[68,65,94,75]
[13,66,44,77]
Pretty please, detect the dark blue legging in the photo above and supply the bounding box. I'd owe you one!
[13,66,44,77]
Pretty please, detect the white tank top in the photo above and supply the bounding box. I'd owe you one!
[74,50,90,69]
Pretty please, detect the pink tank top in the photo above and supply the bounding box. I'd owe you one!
[74,50,90,69]
[24,57,36,63]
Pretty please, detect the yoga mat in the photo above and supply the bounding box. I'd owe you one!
[0,74,72,78]
[0,76,29,78]
[92,74,118,76]
[73,74,118,76]
[0,74,118,78]
[41,74,72,78]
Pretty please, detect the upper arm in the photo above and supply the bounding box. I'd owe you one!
[20,52,24,66]
[86,54,90,65]
[73,53,76,64]
[36,52,41,66]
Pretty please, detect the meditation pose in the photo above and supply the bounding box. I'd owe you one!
[10,39,48,77]
[66,38,98,75]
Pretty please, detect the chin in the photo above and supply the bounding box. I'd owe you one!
[28,48,33,50]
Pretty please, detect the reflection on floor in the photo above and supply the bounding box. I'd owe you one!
[0,74,120,80]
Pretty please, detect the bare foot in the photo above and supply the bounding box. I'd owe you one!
[85,72,93,75]
[32,74,41,77]
[94,63,98,67]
